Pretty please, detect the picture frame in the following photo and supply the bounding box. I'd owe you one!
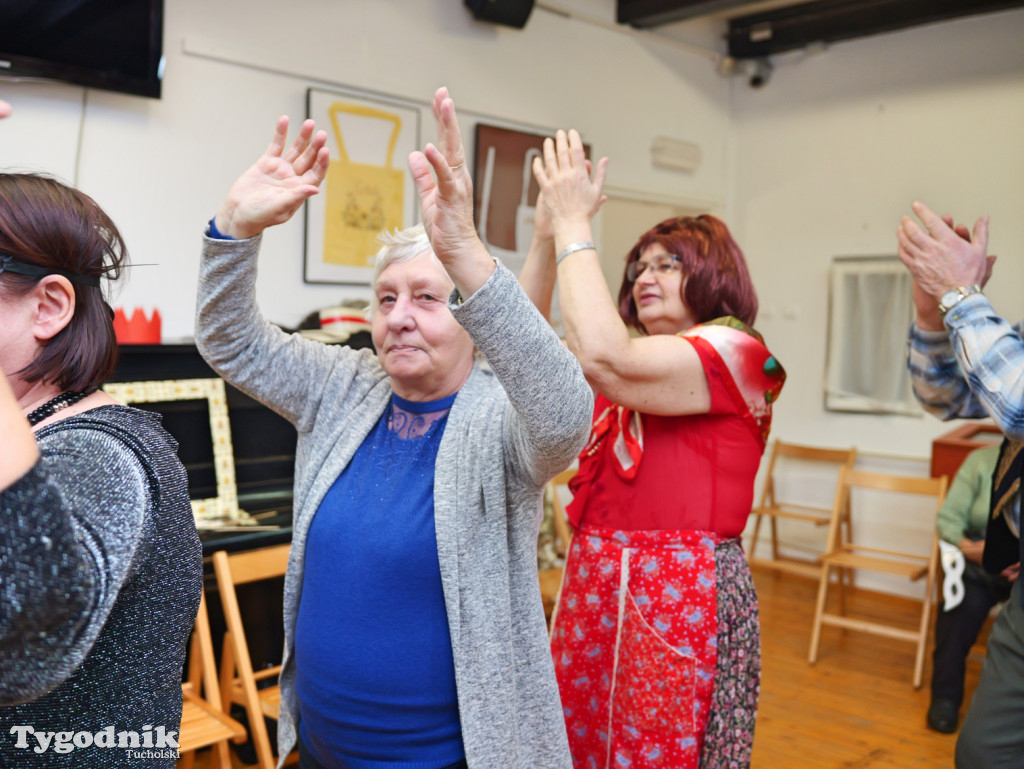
[472,123,590,334]
[304,86,421,285]
[102,378,247,527]
[473,123,591,277]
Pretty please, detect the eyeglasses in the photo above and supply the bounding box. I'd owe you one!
[625,254,682,282]
[0,253,100,287]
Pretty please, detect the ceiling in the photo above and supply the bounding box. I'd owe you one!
[617,0,1024,59]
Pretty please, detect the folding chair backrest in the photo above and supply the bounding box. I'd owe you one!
[213,544,291,769]
[811,467,948,687]
[539,468,577,625]
[749,440,857,578]
[178,590,246,769]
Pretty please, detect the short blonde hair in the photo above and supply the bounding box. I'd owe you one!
[369,224,449,317]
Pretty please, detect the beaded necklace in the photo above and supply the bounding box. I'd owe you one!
[26,390,90,426]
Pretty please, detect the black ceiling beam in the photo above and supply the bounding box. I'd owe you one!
[727,0,1024,59]
[618,0,768,26]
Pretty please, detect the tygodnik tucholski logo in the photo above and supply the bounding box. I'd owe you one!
[8,724,179,759]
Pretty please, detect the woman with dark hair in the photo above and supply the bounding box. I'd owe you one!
[0,165,201,766]
[521,129,786,769]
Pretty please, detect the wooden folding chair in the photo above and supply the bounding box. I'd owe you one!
[177,590,247,769]
[747,440,857,579]
[213,544,293,769]
[808,467,948,688]
[538,468,576,624]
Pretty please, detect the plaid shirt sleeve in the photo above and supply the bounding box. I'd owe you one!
[907,293,1024,440]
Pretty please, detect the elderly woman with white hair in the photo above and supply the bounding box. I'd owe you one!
[194,88,591,769]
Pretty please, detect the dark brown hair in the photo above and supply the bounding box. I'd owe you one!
[617,214,758,332]
[0,174,126,391]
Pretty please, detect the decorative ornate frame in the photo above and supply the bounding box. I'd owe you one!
[103,378,242,526]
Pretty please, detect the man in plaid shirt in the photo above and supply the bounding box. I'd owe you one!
[901,200,1022,769]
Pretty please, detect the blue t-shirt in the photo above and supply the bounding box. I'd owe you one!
[294,393,464,769]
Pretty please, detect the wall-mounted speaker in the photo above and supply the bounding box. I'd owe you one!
[464,0,535,29]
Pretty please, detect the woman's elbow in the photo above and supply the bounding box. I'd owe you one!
[573,347,624,396]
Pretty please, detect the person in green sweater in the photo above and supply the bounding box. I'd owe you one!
[928,442,1017,733]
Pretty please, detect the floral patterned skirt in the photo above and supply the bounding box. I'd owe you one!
[550,526,759,769]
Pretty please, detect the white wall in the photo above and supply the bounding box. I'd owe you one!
[731,8,1024,460]
[3,2,1023,598]
[0,0,731,340]
[729,8,1024,595]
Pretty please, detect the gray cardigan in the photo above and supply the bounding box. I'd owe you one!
[195,234,592,769]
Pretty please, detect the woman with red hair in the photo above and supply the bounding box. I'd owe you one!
[522,129,785,769]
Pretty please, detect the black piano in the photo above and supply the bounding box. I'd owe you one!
[111,342,306,754]
[110,343,298,556]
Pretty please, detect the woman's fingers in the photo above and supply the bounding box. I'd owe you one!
[294,130,328,177]
[423,142,454,183]
[542,136,558,176]
[592,156,609,195]
[555,130,571,170]
[532,155,550,188]
[265,116,290,158]
[305,144,331,186]
[409,149,437,208]
[432,86,448,121]
[282,119,316,167]
[434,92,468,173]
[568,129,587,168]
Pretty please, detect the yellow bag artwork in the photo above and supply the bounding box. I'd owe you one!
[322,102,404,268]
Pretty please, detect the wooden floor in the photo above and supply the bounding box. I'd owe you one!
[751,564,979,769]
[184,565,982,769]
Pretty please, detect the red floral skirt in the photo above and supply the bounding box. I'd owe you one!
[551,526,757,769]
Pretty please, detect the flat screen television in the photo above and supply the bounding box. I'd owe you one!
[0,0,164,99]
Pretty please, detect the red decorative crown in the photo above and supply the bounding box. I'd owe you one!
[113,307,162,344]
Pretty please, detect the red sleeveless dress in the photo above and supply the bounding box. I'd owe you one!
[551,318,785,769]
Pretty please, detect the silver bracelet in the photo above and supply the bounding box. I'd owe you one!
[556,241,596,265]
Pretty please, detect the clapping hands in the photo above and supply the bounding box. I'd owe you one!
[898,201,993,300]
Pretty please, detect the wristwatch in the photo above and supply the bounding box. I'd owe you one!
[938,284,982,317]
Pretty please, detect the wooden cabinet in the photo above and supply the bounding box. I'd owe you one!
[930,423,1002,480]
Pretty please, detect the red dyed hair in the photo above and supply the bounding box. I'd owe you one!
[617,214,758,332]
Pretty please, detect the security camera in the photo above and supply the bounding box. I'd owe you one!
[747,58,773,88]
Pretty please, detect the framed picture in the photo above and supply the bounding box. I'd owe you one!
[304,87,421,285]
[102,378,249,528]
[473,123,590,334]
[473,124,584,276]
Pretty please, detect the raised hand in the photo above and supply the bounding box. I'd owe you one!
[897,200,990,302]
[215,116,330,240]
[532,129,608,231]
[407,87,482,265]
[533,188,553,244]
[940,213,997,287]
